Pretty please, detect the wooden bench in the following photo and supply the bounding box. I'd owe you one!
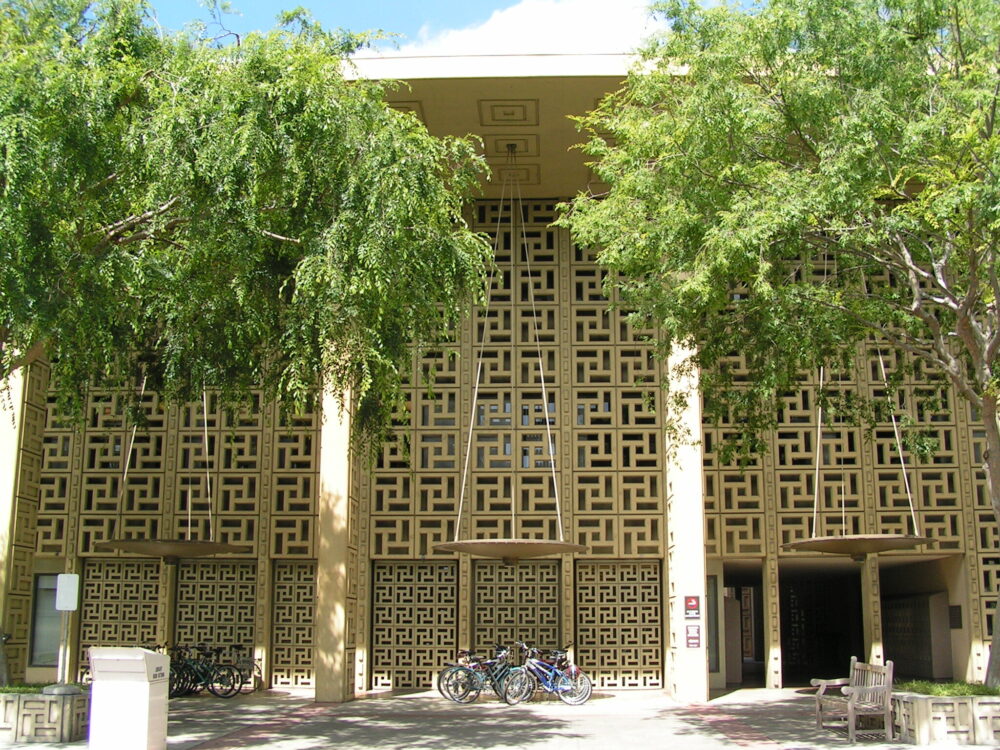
[811,656,894,743]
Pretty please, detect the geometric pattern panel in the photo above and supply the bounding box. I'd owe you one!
[174,561,257,657]
[366,198,666,560]
[882,595,933,679]
[370,562,456,690]
[271,561,316,688]
[699,332,993,671]
[37,391,320,557]
[0,693,90,744]
[38,393,75,558]
[575,561,662,688]
[79,559,160,677]
[707,375,973,558]
[472,560,560,654]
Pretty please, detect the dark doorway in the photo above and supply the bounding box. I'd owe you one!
[780,569,863,684]
[724,565,765,687]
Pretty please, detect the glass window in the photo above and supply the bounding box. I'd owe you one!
[30,575,59,667]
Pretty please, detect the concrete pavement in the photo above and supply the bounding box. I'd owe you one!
[4,686,992,749]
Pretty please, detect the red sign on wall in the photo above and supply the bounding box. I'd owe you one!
[684,595,700,619]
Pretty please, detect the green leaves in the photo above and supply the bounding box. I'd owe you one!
[563,0,1000,459]
[0,0,490,447]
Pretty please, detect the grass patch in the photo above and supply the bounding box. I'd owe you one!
[896,680,1000,697]
[0,683,87,693]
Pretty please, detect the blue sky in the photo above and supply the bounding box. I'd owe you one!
[149,1,505,44]
[148,0,667,55]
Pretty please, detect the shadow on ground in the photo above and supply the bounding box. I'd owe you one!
[163,686,943,750]
[649,691,898,750]
[169,691,582,750]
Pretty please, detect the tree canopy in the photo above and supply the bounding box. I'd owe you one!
[561,0,1000,678]
[564,0,1000,459]
[0,0,491,442]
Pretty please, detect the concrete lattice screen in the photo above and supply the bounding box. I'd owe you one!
[23,197,995,690]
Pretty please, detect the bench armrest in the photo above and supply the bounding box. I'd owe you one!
[811,676,850,698]
[810,677,849,688]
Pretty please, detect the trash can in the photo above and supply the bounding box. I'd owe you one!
[88,647,169,750]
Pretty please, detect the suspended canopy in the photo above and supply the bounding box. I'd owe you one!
[783,534,928,560]
[433,145,586,564]
[782,349,930,560]
[435,539,587,566]
[98,386,250,561]
[93,539,251,561]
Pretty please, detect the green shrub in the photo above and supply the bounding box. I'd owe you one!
[0,683,87,694]
[896,680,1000,697]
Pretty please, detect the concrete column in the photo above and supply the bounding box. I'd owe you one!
[940,555,975,681]
[0,365,47,681]
[763,555,782,688]
[352,458,371,695]
[0,371,26,638]
[315,393,353,703]
[457,555,472,652]
[157,560,178,648]
[664,349,708,703]
[560,553,575,660]
[861,554,885,665]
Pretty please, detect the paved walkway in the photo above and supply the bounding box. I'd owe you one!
[6,686,994,748]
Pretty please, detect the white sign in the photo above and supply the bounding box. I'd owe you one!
[55,574,79,611]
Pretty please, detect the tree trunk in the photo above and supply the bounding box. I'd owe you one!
[1,339,46,381]
[981,395,1000,686]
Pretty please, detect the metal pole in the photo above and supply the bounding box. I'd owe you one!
[57,609,69,684]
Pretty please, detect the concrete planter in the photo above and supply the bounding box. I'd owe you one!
[0,691,90,743]
[892,691,1000,745]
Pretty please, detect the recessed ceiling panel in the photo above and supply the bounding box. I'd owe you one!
[485,135,540,159]
[479,99,539,127]
[389,100,426,123]
[489,162,541,186]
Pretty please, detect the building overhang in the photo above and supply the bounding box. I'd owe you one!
[350,53,634,198]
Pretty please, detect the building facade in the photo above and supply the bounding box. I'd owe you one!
[0,56,992,702]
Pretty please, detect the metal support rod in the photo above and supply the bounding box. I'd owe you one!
[57,610,70,684]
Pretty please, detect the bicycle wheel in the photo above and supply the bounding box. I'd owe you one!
[207,664,240,698]
[441,666,481,704]
[169,666,186,698]
[502,667,535,706]
[437,665,462,699]
[174,663,191,696]
[238,662,264,694]
[236,664,251,694]
[183,663,204,694]
[557,671,592,706]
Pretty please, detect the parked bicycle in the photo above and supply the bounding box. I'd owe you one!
[502,641,592,706]
[168,644,240,699]
[437,647,482,700]
[438,643,513,703]
[230,645,264,694]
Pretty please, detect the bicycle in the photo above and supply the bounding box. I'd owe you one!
[169,644,241,698]
[231,645,264,694]
[438,644,513,703]
[437,648,482,700]
[502,642,592,706]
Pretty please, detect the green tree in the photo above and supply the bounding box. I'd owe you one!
[561,0,1000,680]
[0,0,490,444]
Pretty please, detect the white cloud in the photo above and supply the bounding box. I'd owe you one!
[371,0,666,57]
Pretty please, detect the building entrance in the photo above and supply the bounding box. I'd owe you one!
[780,567,863,684]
